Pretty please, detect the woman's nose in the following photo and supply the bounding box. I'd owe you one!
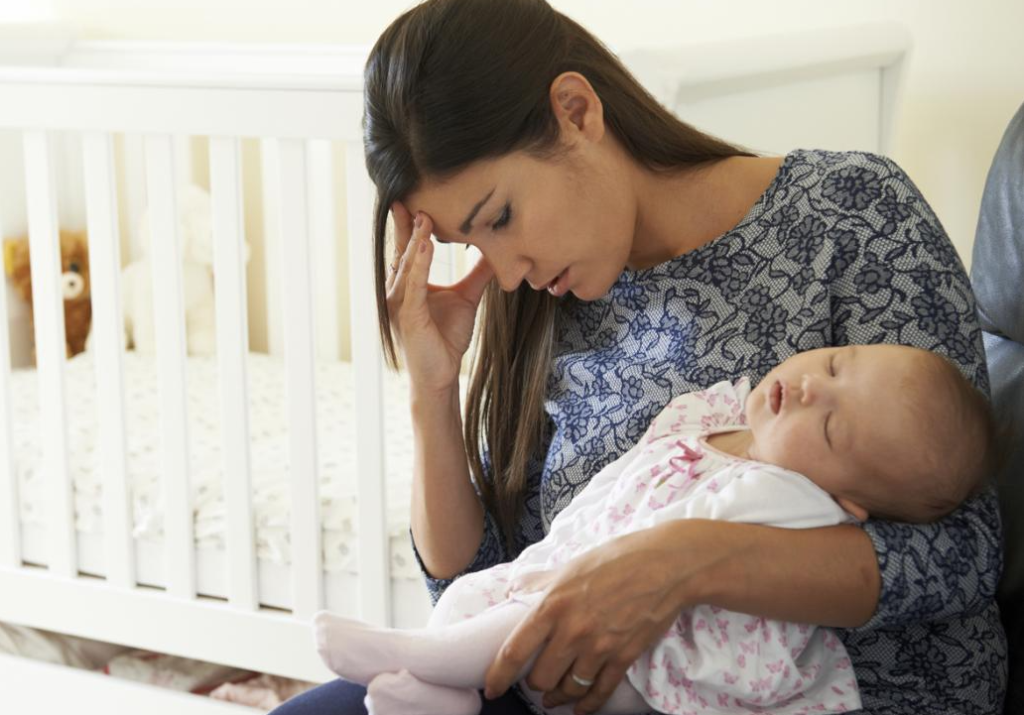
[485,252,531,292]
[493,266,528,292]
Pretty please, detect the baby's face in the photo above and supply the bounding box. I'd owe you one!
[746,344,925,518]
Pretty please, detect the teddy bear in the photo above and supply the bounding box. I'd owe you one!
[116,183,248,357]
[3,229,93,360]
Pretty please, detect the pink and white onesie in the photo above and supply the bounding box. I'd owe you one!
[435,378,861,715]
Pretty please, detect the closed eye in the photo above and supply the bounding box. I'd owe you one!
[436,202,510,248]
[491,202,512,231]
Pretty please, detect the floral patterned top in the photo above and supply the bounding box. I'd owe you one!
[411,149,1007,714]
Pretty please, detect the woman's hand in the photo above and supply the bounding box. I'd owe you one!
[387,202,494,394]
[484,519,879,715]
[484,524,700,715]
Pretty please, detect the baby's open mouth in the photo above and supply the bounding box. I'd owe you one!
[769,380,783,415]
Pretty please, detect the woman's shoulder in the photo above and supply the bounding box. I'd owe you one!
[786,147,900,170]
[780,148,919,196]
[764,148,936,237]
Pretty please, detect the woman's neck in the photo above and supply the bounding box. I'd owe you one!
[625,154,783,271]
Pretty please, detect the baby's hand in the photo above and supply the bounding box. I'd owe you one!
[507,569,560,597]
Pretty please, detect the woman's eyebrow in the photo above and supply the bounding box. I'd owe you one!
[460,187,495,235]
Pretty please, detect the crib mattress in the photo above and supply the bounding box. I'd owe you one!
[10,351,432,610]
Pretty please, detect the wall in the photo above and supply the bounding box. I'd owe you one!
[46,0,1024,269]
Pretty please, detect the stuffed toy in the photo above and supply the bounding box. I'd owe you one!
[116,184,248,356]
[3,229,92,360]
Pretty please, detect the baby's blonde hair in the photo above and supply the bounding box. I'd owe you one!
[865,349,996,523]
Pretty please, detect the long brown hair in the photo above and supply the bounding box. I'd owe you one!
[363,0,752,555]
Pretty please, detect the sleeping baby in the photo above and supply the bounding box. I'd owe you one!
[313,343,996,715]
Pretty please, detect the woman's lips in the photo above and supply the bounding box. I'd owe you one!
[769,380,782,415]
[547,267,569,296]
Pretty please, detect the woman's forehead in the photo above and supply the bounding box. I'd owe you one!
[407,155,523,236]
[411,155,515,201]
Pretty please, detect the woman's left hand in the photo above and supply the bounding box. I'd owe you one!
[483,524,696,715]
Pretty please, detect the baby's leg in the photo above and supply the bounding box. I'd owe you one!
[317,604,650,715]
[314,598,536,688]
[365,668,648,715]
[363,670,481,715]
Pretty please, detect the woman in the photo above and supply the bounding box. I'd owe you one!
[273,1,1006,713]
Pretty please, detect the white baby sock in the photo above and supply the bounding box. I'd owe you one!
[313,600,532,688]
[364,669,481,715]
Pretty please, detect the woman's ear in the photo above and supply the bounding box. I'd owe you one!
[549,71,604,145]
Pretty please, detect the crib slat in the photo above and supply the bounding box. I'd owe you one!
[23,130,76,578]
[209,136,258,611]
[345,141,390,627]
[0,204,18,569]
[82,132,135,588]
[277,139,323,618]
[143,135,196,599]
[259,139,283,359]
[308,140,339,361]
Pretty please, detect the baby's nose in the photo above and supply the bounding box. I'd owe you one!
[797,374,815,405]
[798,373,834,407]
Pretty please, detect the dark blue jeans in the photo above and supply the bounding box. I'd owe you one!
[270,678,533,714]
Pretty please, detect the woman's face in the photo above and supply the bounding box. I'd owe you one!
[404,146,637,301]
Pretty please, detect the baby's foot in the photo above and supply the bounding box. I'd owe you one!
[364,670,481,715]
[314,611,393,684]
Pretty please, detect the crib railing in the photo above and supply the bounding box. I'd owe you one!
[0,65,393,659]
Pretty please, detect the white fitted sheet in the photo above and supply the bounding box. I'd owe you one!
[10,350,435,622]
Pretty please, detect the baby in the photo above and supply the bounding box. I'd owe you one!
[313,344,995,715]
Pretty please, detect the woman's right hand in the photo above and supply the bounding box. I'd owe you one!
[387,201,495,394]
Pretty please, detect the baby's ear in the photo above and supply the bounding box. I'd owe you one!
[836,496,869,522]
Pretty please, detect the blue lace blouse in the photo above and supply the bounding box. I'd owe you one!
[412,149,1008,714]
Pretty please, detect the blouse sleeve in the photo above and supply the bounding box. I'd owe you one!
[410,508,507,606]
[825,153,1002,630]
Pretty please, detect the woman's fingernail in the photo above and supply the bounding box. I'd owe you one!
[414,213,424,229]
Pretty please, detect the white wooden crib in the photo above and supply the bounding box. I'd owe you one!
[0,22,909,713]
